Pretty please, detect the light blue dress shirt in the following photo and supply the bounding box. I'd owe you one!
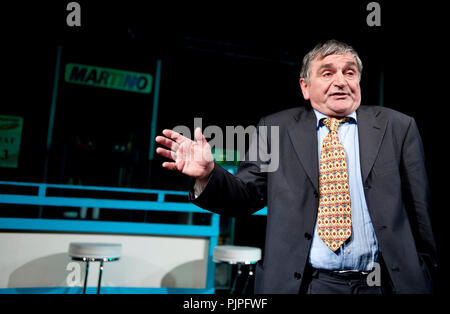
[308,109,379,271]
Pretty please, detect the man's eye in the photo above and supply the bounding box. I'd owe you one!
[323,72,332,77]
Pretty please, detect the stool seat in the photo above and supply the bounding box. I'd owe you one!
[69,242,122,260]
[68,242,122,294]
[213,245,261,264]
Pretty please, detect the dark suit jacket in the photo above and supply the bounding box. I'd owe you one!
[191,105,438,293]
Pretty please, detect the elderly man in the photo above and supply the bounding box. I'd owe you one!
[155,40,438,294]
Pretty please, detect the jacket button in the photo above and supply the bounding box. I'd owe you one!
[294,272,302,280]
[313,191,319,198]
[304,232,312,240]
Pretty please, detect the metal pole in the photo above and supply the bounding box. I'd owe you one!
[43,45,62,180]
[83,260,89,294]
[148,59,162,161]
[97,260,104,294]
[40,45,62,217]
[242,264,254,294]
[230,263,243,295]
[147,59,162,186]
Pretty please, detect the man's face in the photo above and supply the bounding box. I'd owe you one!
[300,52,361,117]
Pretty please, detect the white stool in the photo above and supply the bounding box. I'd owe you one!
[213,245,261,294]
[68,242,122,294]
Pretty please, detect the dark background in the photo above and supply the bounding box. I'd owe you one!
[1,1,447,293]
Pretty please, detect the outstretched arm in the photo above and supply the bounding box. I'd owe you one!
[155,120,269,216]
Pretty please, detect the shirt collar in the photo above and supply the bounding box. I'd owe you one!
[313,108,357,128]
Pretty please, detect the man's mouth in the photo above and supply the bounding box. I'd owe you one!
[329,92,349,99]
[330,92,348,97]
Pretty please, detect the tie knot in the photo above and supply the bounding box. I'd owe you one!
[323,117,348,132]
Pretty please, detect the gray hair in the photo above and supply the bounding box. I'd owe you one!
[300,39,363,84]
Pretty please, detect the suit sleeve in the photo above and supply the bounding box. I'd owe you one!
[400,117,438,269]
[188,118,269,216]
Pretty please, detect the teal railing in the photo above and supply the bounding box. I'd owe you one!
[0,180,267,294]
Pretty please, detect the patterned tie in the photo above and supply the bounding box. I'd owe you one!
[317,117,352,252]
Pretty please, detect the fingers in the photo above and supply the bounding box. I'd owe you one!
[194,127,207,144]
[156,147,176,160]
[157,128,210,173]
[162,129,187,144]
[155,135,180,151]
[162,162,178,171]
[155,130,182,162]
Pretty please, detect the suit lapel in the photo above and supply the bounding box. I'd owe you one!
[287,106,387,190]
[287,108,319,192]
[357,106,388,183]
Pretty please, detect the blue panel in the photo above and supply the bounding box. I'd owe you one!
[0,287,215,294]
[253,207,268,216]
[0,218,219,237]
[0,181,189,195]
[0,195,209,213]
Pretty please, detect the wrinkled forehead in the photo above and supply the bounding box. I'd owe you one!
[312,52,358,70]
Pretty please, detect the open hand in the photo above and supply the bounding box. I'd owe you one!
[155,128,214,182]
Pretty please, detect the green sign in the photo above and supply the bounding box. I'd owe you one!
[65,63,153,94]
[212,148,240,166]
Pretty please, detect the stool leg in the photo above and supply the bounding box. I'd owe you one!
[242,264,254,295]
[230,263,243,295]
[97,260,104,294]
[83,261,90,294]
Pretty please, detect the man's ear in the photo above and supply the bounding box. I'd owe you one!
[299,78,310,100]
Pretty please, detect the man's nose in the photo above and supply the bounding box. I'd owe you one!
[333,72,346,87]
